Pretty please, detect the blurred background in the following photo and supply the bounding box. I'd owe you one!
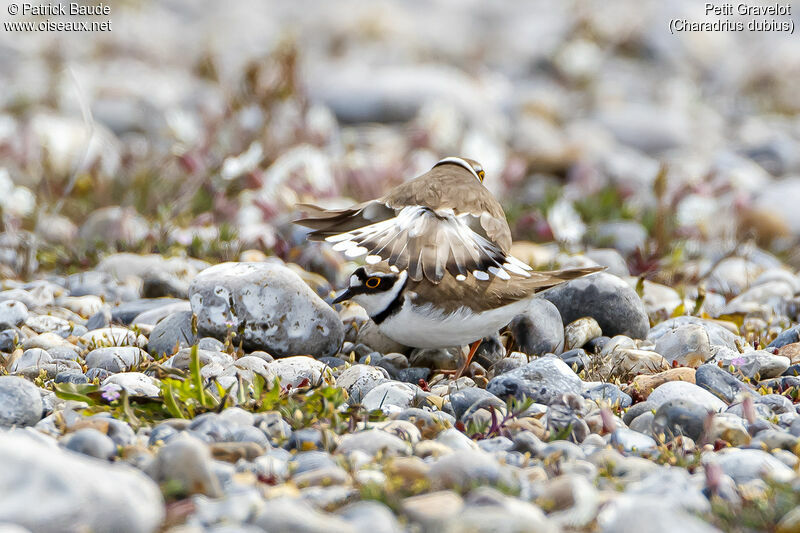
[2,0,800,297]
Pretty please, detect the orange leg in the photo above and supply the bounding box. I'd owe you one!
[455,339,483,379]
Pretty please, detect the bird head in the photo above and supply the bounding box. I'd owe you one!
[434,156,485,183]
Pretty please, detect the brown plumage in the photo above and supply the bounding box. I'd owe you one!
[295,157,527,284]
[364,262,604,315]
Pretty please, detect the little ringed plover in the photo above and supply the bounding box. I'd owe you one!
[296,156,533,284]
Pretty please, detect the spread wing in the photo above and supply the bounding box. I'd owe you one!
[299,204,532,283]
[294,165,523,283]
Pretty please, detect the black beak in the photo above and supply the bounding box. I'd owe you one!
[331,287,354,305]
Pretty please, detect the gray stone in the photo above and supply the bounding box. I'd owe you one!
[153,433,222,497]
[252,497,354,533]
[336,429,411,456]
[55,371,89,384]
[0,430,163,533]
[362,382,425,413]
[10,348,52,372]
[0,376,43,427]
[649,317,739,351]
[336,364,388,403]
[271,356,330,388]
[0,300,27,329]
[583,383,632,408]
[629,467,710,513]
[102,373,161,397]
[768,325,800,349]
[409,347,460,370]
[508,299,565,355]
[86,307,112,330]
[715,349,789,379]
[24,315,72,337]
[429,450,515,491]
[695,363,753,403]
[711,448,796,484]
[487,357,581,404]
[599,499,720,533]
[652,399,709,441]
[62,428,117,460]
[111,298,186,325]
[85,347,147,372]
[167,347,232,371]
[653,324,714,366]
[448,387,505,421]
[131,301,192,327]
[146,311,197,357]
[445,489,557,533]
[647,381,727,412]
[189,262,344,357]
[610,428,656,452]
[337,501,402,533]
[543,272,649,339]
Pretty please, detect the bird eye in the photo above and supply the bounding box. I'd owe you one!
[477,170,485,181]
[365,277,381,289]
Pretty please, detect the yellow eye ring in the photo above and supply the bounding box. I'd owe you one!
[477,170,485,181]
[365,277,381,289]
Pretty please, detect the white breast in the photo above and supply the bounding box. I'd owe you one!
[377,295,532,349]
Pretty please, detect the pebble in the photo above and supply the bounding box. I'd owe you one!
[695,363,753,403]
[0,299,27,329]
[715,349,790,379]
[543,272,650,339]
[189,262,344,357]
[336,364,389,402]
[336,429,411,456]
[62,428,117,460]
[270,356,331,388]
[487,357,582,404]
[710,448,796,484]
[626,368,696,400]
[649,317,739,352]
[652,399,711,441]
[0,430,163,533]
[599,499,721,533]
[647,381,727,412]
[252,497,354,533]
[154,433,222,497]
[0,376,43,427]
[610,428,657,452]
[508,299,565,355]
[448,387,505,421]
[10,348,52,372]
[428,450,514,490]
[336,501,403,533]
[85,346,147,372]
[653,324,714,367]
[146,310,197,356]
[564,317,603,351]
[583,383,632,408]
[102,373,161,397]
[80,327,144,349]
[362,382,424,413]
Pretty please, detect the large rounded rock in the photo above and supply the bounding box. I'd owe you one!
[189,262,344,358]
[508,299,564,356]
[542,272,649,339]
[0,376,43,427]
[0,430,164,533]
